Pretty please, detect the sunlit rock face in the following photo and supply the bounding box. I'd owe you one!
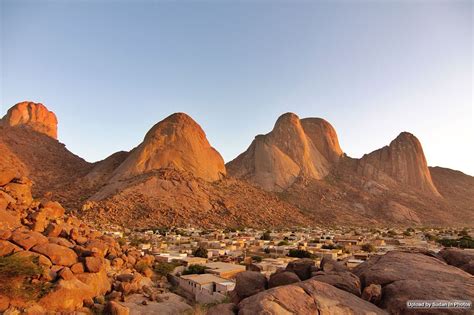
[226,113,343,191]
[357,132,440,196]
[1,101,58,139]
[110,112,226,182]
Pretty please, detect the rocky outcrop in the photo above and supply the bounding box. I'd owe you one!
[354,251,474,314]
[285,258,316,280]
[357,132,440,196]
[0,175,163,313]
[268,271,301,288]
[227,113,343,191]
[1,102,58,139]
[110,113,226,182]
[238,279,386,314]
[438,248,474,275]
[233,271,268,302]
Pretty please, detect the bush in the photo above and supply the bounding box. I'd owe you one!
[0,254,47,300]
[361,244,376,252]
[193,247,208,258]
[277,241,289,246]
[182,264,208,275]
[437,236,474,249]
[288,249,313,258]
[261,231,271,241]
[251,255,263,262]
[135,261,149,273]
[154,262,179,276]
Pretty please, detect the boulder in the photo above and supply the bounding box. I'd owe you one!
[268,271,300,288]
[71,262,85,274]
[361,284,382,304]
[311,271,361,296]
[11,229,48,250]
[0,209,21,230]
[58,267,75,280]
[32,243,78,266]
[0,240,21,256]
[354,251,471,287]
[48,237,74,248]
[38,278,94,311]
[0,230,12,240]
[3,181,33,207]
[285,258,315,280]
[76,269,111,297]
[438,248,474,275]
[320,256,347,272]
[104,301,130,315]
[238,279,387,314]
[84,256,104,273]
[354,251,474,314]
[0,169,16,187]
[206,303,237,315]
[233,271,268,301]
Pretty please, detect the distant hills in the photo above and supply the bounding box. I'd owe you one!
[1,101,473,228]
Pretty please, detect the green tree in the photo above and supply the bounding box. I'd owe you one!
[251,255,263,262]
[288,249,313,258]
[183,264,208,275]
[361,243,376,252]
[192,247,208,258]
[261,231,272,241]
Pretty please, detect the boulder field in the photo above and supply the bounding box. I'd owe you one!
[210,253,474,315]
[0,174,185,314]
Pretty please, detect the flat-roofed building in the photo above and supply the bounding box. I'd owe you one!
[178,274,235,303]
[204,262,246,279]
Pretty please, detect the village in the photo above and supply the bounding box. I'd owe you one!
[105,226,470,305]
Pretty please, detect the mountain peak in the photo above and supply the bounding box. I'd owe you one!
[358,132,440,196]
[227,113,343,191]
[1,101,58,139]
[111,112,226,182]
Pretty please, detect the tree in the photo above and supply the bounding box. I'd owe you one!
[183,264,208,275]
[288,249,313,258]
[261,231,271,241]
[251,255,263,262]
[361,244,376,253]
[277,241,289,246]
[193,247,208,258]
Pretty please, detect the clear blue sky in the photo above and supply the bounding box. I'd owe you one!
[1,0,473,175]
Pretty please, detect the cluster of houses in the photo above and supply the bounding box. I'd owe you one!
[106,226,462,303]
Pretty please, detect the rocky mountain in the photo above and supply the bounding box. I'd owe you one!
[110,113,225,182]
[357,132,440,196]
[1,101,58,139]
[1,102,473,228]
[227,113,343,191]
[0,102,93,202]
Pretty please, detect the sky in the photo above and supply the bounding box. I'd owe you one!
[1,0,473,175]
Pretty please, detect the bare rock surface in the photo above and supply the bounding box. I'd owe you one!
[227,113,343,191]
[357,132,440,196]
[110,113,226,182]
[354,251,474,314]
[1,101,58,139]
[238,279,387,314]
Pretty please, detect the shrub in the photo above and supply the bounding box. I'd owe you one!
[154,262,179,276]
[0,254,46,300]
[321,244,342,250]
[437,236,474,249]
[277,241,289,246]
[261,231,271,241]
[182,264,208,275]
[361,244,376,252]
[251,255,263,263]
[288,249,313,258]
[193,247,208,258]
